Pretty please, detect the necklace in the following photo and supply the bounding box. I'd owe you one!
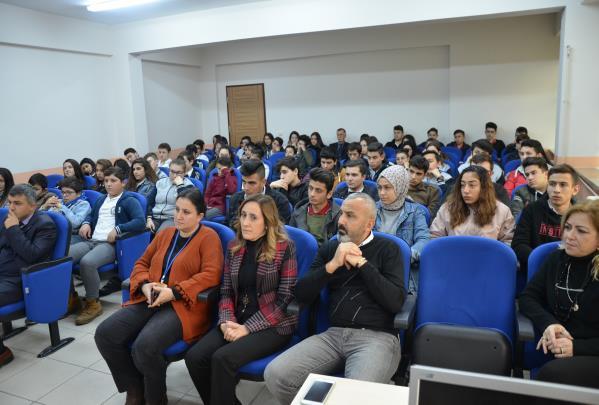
[565,264,580,312]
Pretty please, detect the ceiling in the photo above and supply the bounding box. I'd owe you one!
[0,0,266,25]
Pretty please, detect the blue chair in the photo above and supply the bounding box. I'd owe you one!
[204,149,215,161]
[333,197,344,207]
[443,159,458,178]
[83,175,96,188]
[441,147,462,165]
[263,160,274,182]
[504,159,521,175]
[48,187,63,199]
[46,174,64,188]
[384,147,396,161]
[188,178,204,194]
[413,236,518,375]
[191,167,206,185]
[364,179,377,190]
[0,209,75,357]
[511,183,528,199]
[82,189,102,208]
[159,167,170,176]
[267,152,285,169]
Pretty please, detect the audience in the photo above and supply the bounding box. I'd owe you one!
[270,157,308,207]
[124,148,139,165]
[0,184,57,367]
[272,136,284,153]
[504,128,530,164]
[28,173,55,208]
[95,188,223,405]
[287,130,300,149]
[94,159,112,194]
[469,153,510,206]
[375,165,430,262]
[248,146,271,180]
[417,127,444,150]
[512,164,580,274]
[367,142,393,182]
[0,168,15,208]
[179,150,203,181]
[384,124,405,150]
[113,159,131,180]
[284,144,296,158]
[430,166,514,244]
[334,159,378,201]
[157,142,172,168]
[204,157,238,220]
[80,158,96,177]
[63,158,86,186]
[510,157,549,218]
[422,151,452,192]
[424,140,452,175]
[193,139,210,165]
[395,149,410,168]
[318,147,343,190]
[265,192,406,404]
[484,121,506,158]
[504,139,548,195]
[519,200,599,389]
[126,158,158,204]
[329,127,349,162]
[144,152,167,180]
[407,156,442,219]
[458,139,504,183]
[446,129,471,159]
[290,168,340,245]
[309,131,326,163]
[185,194,298,405]
[262,132,275,159]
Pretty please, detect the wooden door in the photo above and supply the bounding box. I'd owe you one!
[226,84,266,147]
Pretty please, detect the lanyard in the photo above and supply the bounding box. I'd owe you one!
[161,227,198,283]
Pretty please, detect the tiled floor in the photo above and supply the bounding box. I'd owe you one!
[0,286,279,405]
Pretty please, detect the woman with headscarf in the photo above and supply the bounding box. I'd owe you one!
[374,165,430,263]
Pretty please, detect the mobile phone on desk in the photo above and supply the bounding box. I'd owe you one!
[300,380,335,405]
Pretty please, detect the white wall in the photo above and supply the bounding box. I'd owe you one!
[142,61,203,150]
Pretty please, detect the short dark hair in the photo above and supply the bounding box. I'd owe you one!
[471,152,494,170]
[169,158,186,171]
[298,134,310,145]
[158,142,171,152]
[185,144,198,154]
[522,157,548,172]
[285,145,297,154]
[104,166,126,181]
[124,147,137,156]
[368,136,379,144]
[8,184,37,205]
[515,133,530,144]
[393,124,404,132]
[193,139,205,150]
[453,129,465,137]
[176,187,206,215]
[367,142,384,155]
[549,164,579,185]
[28,173,48,189]
[240,159,265,179]
[427,127,438,135]
[178,150,195,163]
[520,139,545,156]
[309,167,335,192]
[472,139,494,155]
[80,157,95,170]
[274,136,284,146]
[216,156,233,168]
[410,155,429,172]
[347,142,361,153]
[112,159,129,176]
[251,146,265,160]
[337,128,346,134]
[58,176,84,193]
[343,159,367,176]
[360,134,370,141]
[241,136,252,143]
[144,152,158,160]
[485,122,497,131]
[516,126,528,135]
[96,159,112,170]
[276,157,299,173]
[319,147,337,162]
[422,150,442,163]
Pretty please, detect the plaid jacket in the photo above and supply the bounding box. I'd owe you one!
[218,239,298,335]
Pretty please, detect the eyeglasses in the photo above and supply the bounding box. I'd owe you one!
[170,171,184,176]
[62,190,77,195]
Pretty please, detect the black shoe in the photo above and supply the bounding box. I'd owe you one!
[99,276,121,297]
[0,347,14,368]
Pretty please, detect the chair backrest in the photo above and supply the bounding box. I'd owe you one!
[159,167,170,176]
[83,175,96,188]
[372,231,411,288]
[384,147,396,160]
[82,189,102,208]
[48,187,63,200]
[188,177,204,194]
[0,208,8,225]
[262,160,273,182]
[202,220,236,254]
[504,159,521,174]
[192,167,206,184]
[267,151,285,168]
[46,174,64,188]
[364,179,377,189]
[129,192,148,214]
[441,147,462,164]
[444,159,458,177]
[511,183,528,199]
[333,197,344,207]
[334,181,348,193]
[417,236,518,345]
[528,242,561,282]
[45,211,72,259]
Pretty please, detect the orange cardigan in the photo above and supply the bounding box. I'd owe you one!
[127,225,223,342]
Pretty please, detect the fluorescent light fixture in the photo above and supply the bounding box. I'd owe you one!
[87,0,158,12]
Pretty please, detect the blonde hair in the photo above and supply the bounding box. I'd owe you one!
[231,194,288,262]
[561,200,599,280]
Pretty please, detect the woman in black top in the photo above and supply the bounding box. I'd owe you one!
[519,200,599,389]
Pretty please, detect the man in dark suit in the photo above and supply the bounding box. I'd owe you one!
[0,184,57,367]
[328,127,349,162]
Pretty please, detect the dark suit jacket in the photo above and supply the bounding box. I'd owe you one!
[0,211,57,284]
[328,142,349,162]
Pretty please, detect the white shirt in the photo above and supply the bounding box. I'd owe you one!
[92,193,122,241]
[159,159,172,168]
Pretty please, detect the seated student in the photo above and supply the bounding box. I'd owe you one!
[328,127,349,162]
[144,152,167,180]
[0,184,57,367]
[262,132,275,159]
[504,139,548,195]
[334,159,379,201]
[422,151,452,193]
[367,142,393,182]
[248,145,270,180]
[204,157,237,220]
[0,168,15,208]
[519,200,599,389]
[179,150,203,181]
[265,193,406,404]
[424,140,452,174]
[113,159,131,181]
[126,158,158,203]
[28,173,56,208]
[400,135,418,159]
[185,194,298,405]
[95,188,223,405]
[446,129,471,159]
[290,168,340,245]
[193,139,211,166]
[512,164,580,274]
[284,144,296,158]
[148,159,194,233]
[228,160,291,225]
[80,158,96,177]
[469,153,510,206]
[510,157,549,218]
[63,158,87,187]
[484,121,505,159]
[359,138,369,159]
[375,165,429,262]
[288,130,300,149]
[417,127,445,150]
[395,148,410,168]
[94,159,112,194]
[384,124,405,150]
[296,135,315,176]
[270,157,308,207]
[318,147,343,190]
[430,166,514,244]
[43,177,91,238]
[272,137,284,154]
[238,141,255,165]
[69,167,146,325]
[124,147,139,166]
[458,139,504,184]
[309,131,325,164]
[347,141,368,167]
[407,156,442,219]
[504,129,530,164]
[157,142,172,168]
[236,136,252,160]
[209,144,235,173]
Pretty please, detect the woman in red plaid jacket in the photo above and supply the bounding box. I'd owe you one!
[185,194,298,405]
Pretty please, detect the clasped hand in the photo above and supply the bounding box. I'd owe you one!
[536,324,574,358]
[326,242,363,274]
[142,282,175,308]
[220,321,249,342]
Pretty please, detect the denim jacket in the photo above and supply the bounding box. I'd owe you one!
[375,200,430,262]
[60,197,92,233]
[135,178,157,216]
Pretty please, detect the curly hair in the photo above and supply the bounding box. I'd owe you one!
[447,165,497,229]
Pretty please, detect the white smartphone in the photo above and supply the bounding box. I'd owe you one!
[300,380,335,405]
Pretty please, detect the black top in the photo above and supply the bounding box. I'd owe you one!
[160,226,201,299]
[519,250,599,356]
[296,236,406,334]
[235,239,260,323]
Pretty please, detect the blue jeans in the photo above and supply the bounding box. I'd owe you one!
[264,327,401,404]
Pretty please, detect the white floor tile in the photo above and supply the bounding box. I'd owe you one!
[176,394,203,405]
[248,385,279,405]
[166,361,195,394]
[49,334,102,368]
[6,323,84,357]
[88,358,111,375]
[0,391,33,405]
[39,369,116,405]
[102,389,184,405]
[236,380,266,404]
[0,358,82,401]
[0,348,37,383]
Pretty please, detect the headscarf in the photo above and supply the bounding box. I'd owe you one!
[379,165,410,211]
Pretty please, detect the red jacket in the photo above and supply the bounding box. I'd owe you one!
[204,169,238,213]
[504,168,527,196]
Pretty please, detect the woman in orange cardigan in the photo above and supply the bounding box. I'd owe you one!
[94,188,223,405]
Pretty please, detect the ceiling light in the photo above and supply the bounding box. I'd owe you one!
[87,0,158,12]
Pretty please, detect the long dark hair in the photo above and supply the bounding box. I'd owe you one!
[126,158,158,191]
[310,131,326,150]
[447,165,497,228]
[63,159,85,182]
[0,167,15,205]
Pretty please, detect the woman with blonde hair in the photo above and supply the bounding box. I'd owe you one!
[430,165,514,244]
[185,194,298,405]
[520,199,599,389]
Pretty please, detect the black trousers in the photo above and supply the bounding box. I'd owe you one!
[0,280,23,351]
[94,302,182,401]
[537,356,599,389]
[184,326,291,405]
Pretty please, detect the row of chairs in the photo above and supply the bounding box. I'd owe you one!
[47,174,96,189]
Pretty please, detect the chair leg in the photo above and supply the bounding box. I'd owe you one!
[1,321,27,340]
[37,322,75,358]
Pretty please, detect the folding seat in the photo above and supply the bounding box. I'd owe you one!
[46,174,64,188]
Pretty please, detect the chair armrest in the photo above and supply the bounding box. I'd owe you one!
[121,278,130,290]
[286,300,300,316]
[197,286,219,305]
[394,294,416,330]
[517,311,536,342]
[21,257,72,275]
[117,230,149,240]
